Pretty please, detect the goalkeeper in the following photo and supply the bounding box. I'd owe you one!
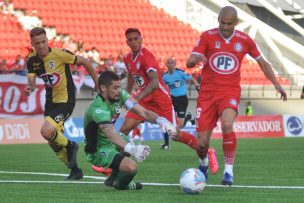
[84,71,176,190]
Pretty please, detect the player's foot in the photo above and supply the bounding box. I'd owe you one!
[198,159,208,181]
[66,141,78,169]
[104,177,115,187]
[160,144,169,150]
[91,165,112,176]
[221,172,233,186]
[65,165,83,180]
[208,148,219,175]
[113,181,143,190]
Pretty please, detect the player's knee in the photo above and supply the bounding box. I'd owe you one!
[198,142,209,150]
[125,161,138,174]
[221,121,233,133]
[119,126,131,135]
[40,126,55,140]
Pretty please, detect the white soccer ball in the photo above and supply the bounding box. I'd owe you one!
[179,168,206,194]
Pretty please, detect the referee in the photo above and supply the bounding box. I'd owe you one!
[162,57,200,148]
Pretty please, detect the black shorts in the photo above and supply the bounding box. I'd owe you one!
[44,101,75,130]
[171,95,188,118]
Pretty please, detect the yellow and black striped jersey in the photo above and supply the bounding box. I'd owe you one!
[27,47,77,103]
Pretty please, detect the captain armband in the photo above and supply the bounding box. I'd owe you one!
[124,98,138,110]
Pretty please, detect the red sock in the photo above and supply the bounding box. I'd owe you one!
[178,131,198,150]
[196,147,208,159]
[222,132,237,165]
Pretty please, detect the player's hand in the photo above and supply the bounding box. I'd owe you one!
[194,54,207,67]
[156,117,177,137]
[124,142,151,163]
[24,85,34,96]
[275,85,287,101]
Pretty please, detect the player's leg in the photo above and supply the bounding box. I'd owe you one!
[196,130,212,181]
[195,96,219,180]
[220,108,237,186]
[172,95,188,129]
[43,103,82,180]
[119,110,143,136]
[112,155,142,190]
[100,151,142,190]
[156,100,198,150]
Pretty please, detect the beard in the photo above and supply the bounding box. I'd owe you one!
[109,97,120,103]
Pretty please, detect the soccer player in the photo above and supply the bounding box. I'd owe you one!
[120,28,199,153]
[24,27,99,180]
[186,6,287,186]
[83,71,176,190]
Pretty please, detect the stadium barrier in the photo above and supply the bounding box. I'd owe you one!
[1,115,303,145]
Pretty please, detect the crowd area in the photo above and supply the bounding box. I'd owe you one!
[0,39,202,82]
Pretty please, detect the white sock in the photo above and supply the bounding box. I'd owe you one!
[224,164,233,176]
[199,157,209,166]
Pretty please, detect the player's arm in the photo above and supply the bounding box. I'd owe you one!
[126,73,135,93]
[24,75,36,96]
[124,98,177,137]
[190,77,200,92]
[75,55,99,91]
[136,70,159,100]
[256,57,287,101]
[99,123,151,162]
[99,123,127,149]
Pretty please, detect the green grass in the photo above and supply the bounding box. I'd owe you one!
[0,137,304,203]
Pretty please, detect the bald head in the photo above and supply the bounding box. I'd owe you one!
[218,6,239,38]
[219,6,238,20]
[166,56,176,72]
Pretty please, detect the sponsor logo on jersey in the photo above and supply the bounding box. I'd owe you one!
[54,114,64,122]
[136,62,141,70]
[215,41,221,49]
[33,63,40,70]
[208,30,218,35]
[287,116,303,135]
[114,104,121,114]
[132,74,145,87]
[234,42,243,52]
[229,99,238,106]
[235,33,247,39]
[49,60,55,70]
[209,52,238,74]
[39,72,62,87]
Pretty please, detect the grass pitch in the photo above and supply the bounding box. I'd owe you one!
[0,137,304,203]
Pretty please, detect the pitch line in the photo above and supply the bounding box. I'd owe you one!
[0,171,304,189]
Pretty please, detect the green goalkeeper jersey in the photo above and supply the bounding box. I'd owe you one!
[83,89,130,154]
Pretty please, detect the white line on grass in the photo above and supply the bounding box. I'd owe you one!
[0,171,304,189]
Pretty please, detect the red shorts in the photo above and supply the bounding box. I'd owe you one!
[125,92,177,126]
[131,126,141,138]
[196,92,240,132]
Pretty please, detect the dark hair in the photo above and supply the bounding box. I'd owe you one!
[125,28,141,37]
[98,71,120,87]
[30,27,46,38]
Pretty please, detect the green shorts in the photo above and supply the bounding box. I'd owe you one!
[85,145,119,169]
[85,133,130,168]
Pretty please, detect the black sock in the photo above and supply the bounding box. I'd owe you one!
[164,133,169,146]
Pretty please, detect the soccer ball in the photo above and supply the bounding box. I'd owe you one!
[179,168,206,194]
